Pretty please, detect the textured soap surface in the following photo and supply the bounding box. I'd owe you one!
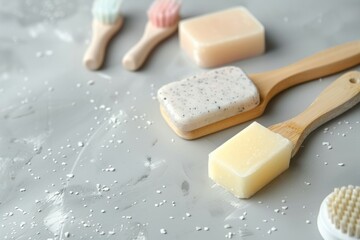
[179,7,265,68]
[157,66,260,132]
[208,122,293,198]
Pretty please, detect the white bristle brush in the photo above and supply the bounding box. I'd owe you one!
[122,0,181,71]
[83,0,124,70]
[318,185,360,240]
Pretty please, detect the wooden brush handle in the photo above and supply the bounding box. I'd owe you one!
[252,41,360,101]
[269,71,360,157]
[122,22,177,71]
[83,19,123,71]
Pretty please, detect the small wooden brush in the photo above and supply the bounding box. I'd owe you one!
[83,0,124,70]
[122,0,181,71]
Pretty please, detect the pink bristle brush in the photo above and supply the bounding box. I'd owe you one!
[122,0,181,71]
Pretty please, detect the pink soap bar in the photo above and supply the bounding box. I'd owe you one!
[179,7,265,68]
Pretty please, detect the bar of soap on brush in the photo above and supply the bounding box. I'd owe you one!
[158,41,360,139]
[209,122,292,198]
[209,71,360,198]
[179,7,265,68]
[158,66,260,132]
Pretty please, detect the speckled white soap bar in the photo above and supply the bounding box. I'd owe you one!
[157,66,260,132]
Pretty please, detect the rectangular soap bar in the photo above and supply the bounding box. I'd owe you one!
[208,122,293,198]
[179,7,265,68]
[157,66,260,132]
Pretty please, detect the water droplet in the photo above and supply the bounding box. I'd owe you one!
[45,50,53,56]
[87,80,95,86]
[224,224,231,229]
[66,173,75,179]
[225,232,235,238]
[36,51,43,58]
[271,227,277,231]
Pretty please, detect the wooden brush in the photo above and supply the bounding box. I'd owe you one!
[209,71,360,198]
[122,0,181,71]
[83,0,124,70]
[158,40,360,139]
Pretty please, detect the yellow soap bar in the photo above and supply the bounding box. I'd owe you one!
[179,7,265,68]
[208,122,293,198]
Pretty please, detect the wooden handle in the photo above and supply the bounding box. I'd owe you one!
[269,71,360,156]
[122,22,177,71]
[162,41,360,140]
[83,19,123,71]
[251,41,360,101]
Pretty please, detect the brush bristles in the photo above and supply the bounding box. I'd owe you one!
[327,185,360,238]
[147,0,181,28]
[92,0,122,24]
